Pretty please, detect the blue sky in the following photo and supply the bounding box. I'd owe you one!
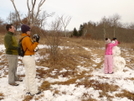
[0,0,134,30]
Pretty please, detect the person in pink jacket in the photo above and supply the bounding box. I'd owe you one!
[104,38,118,74]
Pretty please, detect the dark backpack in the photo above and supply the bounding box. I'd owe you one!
[18,36,27,57]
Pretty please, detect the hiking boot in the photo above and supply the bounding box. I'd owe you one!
[16,79,23,82]
[26,91,41,96]
[26,92,30,94]
[26,92,34,96]
[109,72,114,74]
[36,91,41,95]
[9,83,19,86]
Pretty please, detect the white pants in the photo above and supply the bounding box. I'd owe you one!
[22,56,38,94]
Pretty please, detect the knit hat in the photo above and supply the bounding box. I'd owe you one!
[105,38,111,44]
[21,24,31,33]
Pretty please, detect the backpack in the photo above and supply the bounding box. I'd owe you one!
[18,36,27,57]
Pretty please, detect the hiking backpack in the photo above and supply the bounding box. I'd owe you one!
[18,36,27,57]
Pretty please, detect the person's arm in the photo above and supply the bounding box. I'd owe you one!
[112,40,118,46]
[23,37,38,52]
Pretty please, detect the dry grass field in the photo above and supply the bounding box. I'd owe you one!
[0,33,134,101]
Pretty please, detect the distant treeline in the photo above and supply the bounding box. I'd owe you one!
[0,14,134,43]
[72,15,134,43]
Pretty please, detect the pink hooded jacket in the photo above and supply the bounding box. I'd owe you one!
[105,40,118,55]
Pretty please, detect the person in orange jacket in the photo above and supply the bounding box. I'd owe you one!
[20,24,41,96]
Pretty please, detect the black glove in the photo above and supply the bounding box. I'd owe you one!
[33,34,40,42]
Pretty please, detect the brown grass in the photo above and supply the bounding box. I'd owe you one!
[0,93,4,100]
[0,34,134,101]
[115,90,134,100]
[22,96,33,101]
[40,81,51,91]
[35,37,134,101]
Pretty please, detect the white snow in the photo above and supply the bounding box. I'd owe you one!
[0,44,134,101]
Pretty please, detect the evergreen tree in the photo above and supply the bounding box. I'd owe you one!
[78,24,84,36]
[73,28,78,36]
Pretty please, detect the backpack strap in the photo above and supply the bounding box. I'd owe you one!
[19,36,27,42]
[19,36,28,53]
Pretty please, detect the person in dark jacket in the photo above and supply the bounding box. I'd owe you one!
[4,24,21,86]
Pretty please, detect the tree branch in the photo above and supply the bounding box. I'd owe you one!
[10,0,23,24]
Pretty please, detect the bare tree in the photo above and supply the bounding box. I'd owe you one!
[37,11,55,29]
[102,17,107,39]
[100,14,121,39]
[109,14,121,37]
[59,15,72,37]
[128,23,134,30]
[46,17,62,62]
[101,16,110,39]
[7,12,21,30]
[10,0,46,27]
[0,17,5,33]
[10,0,22,24]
